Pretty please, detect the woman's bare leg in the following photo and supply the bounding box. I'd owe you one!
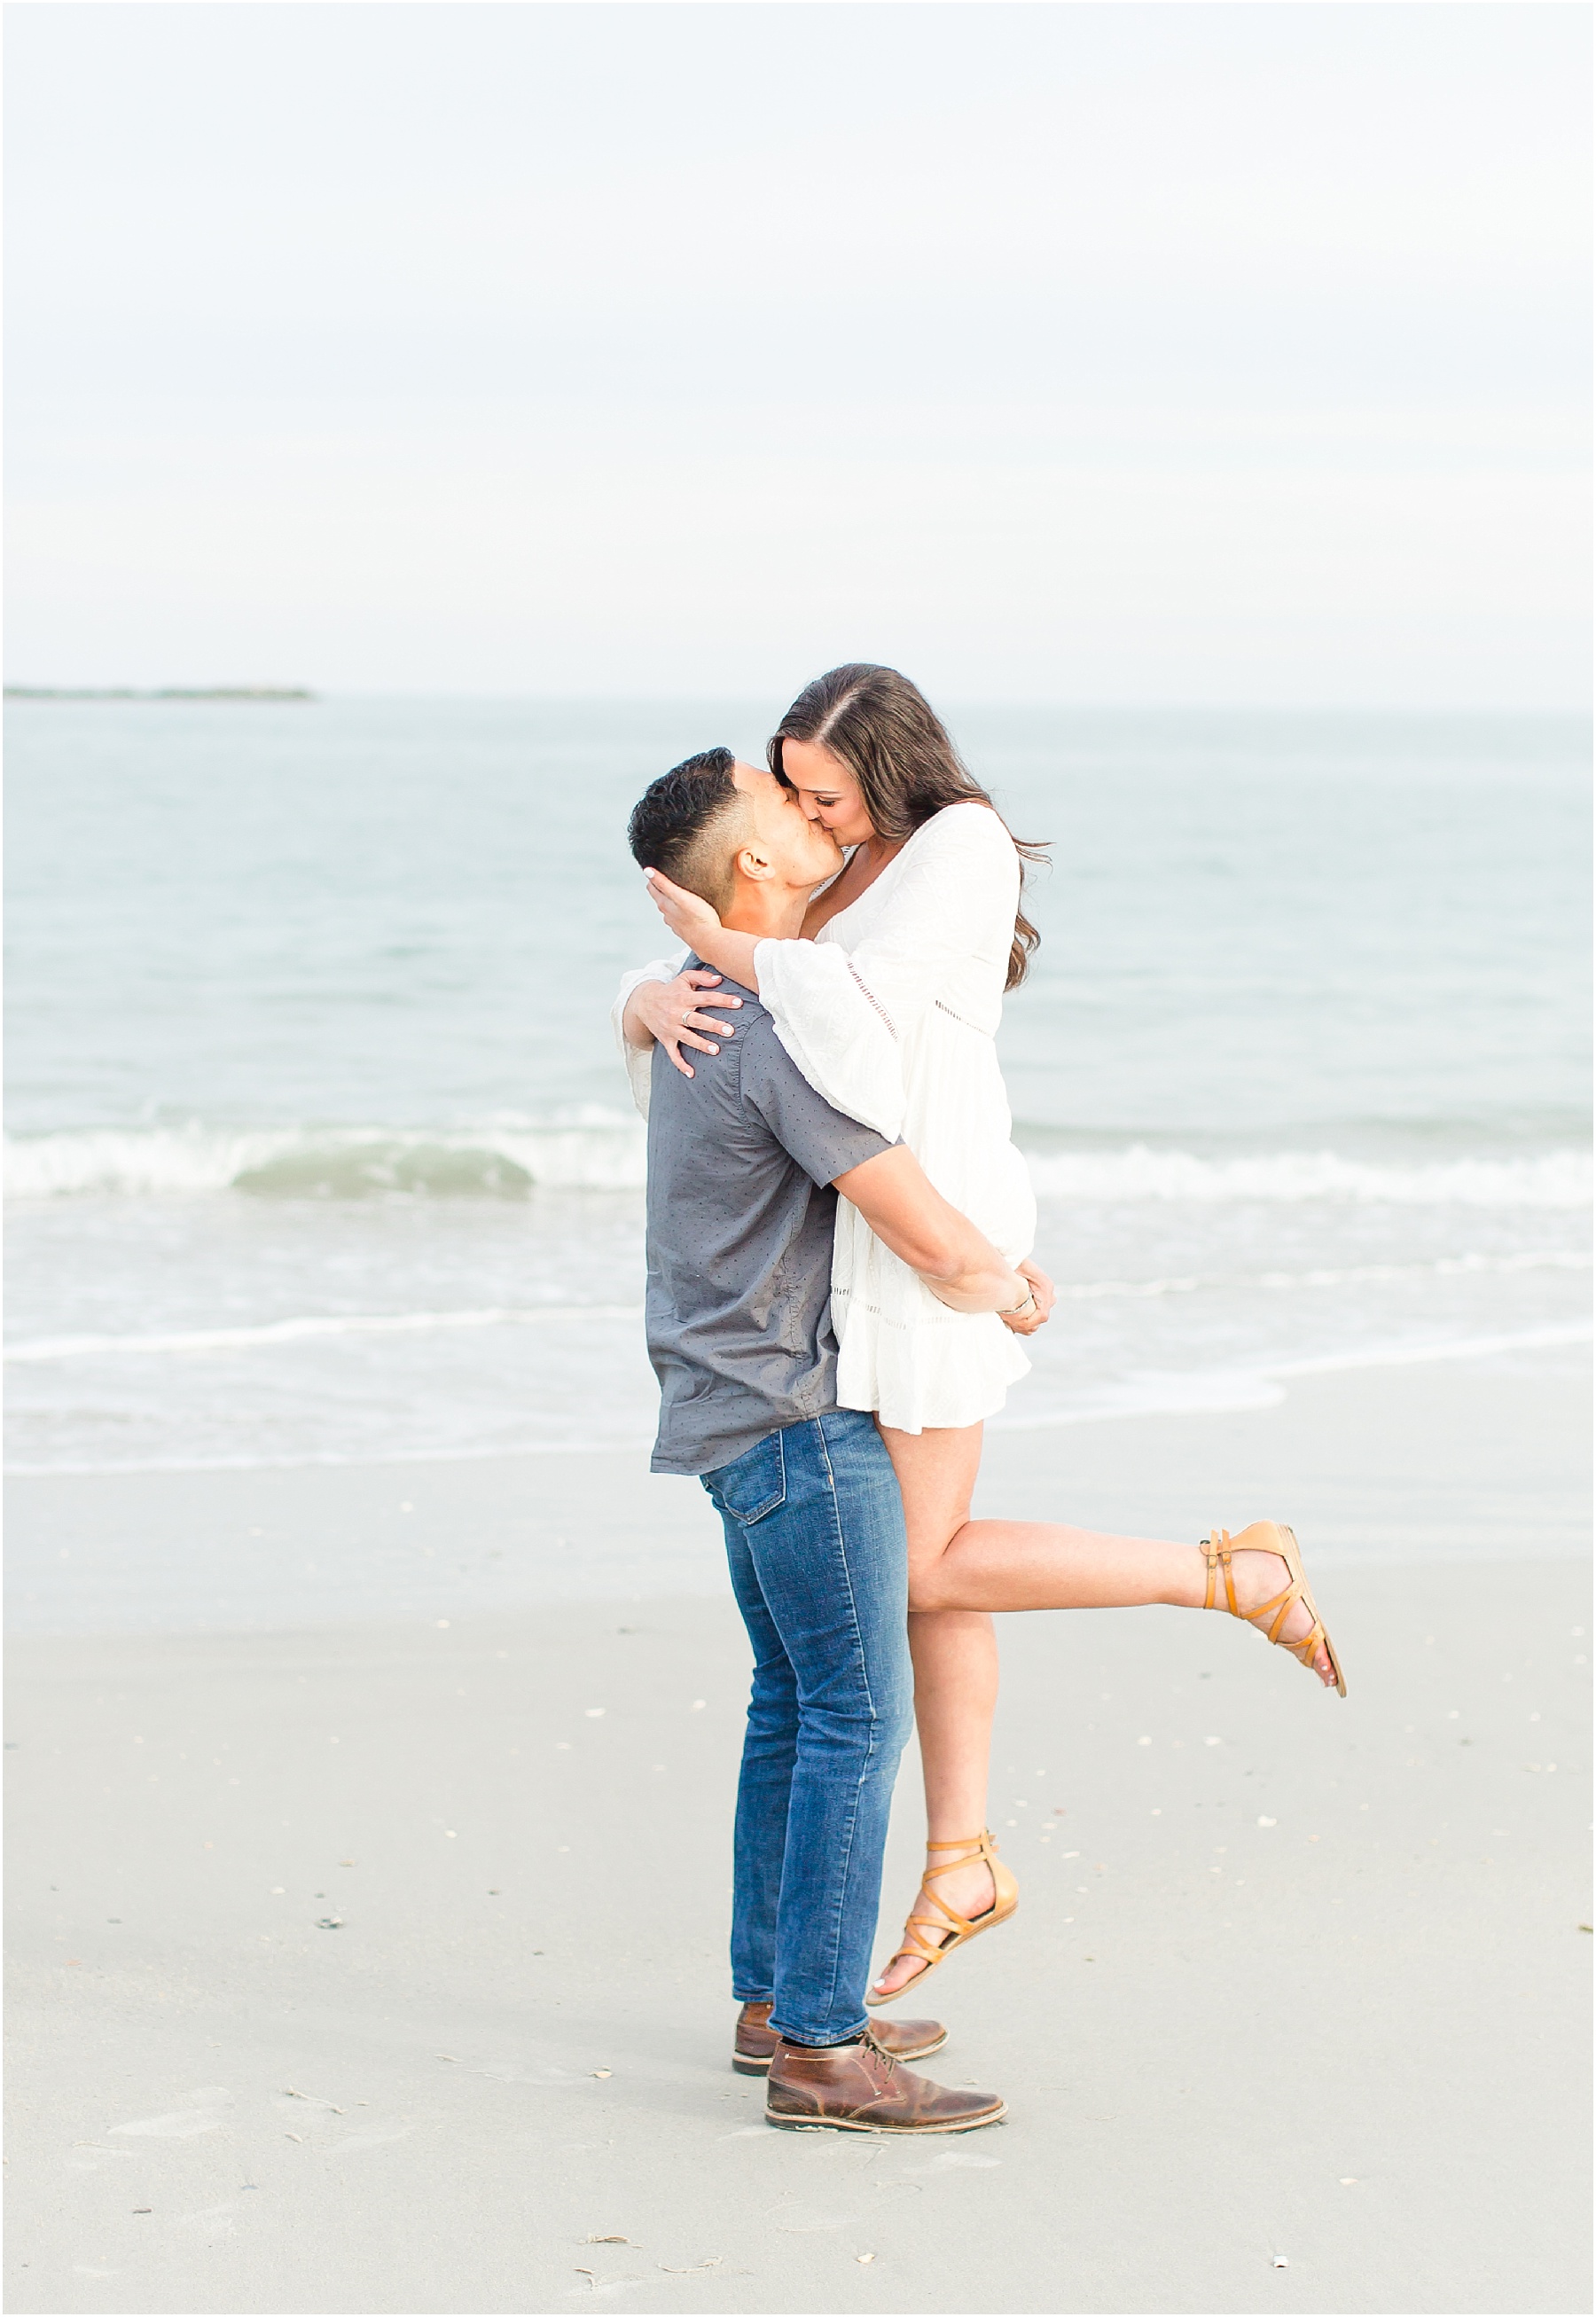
[879,1608,999,2000]
[886,1421,1333,1665]
[908,1609,999,1839]
[875,1426,1000,1998]
[871,1417,1334,1999]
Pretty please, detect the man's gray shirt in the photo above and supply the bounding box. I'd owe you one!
[644,969,892,1476]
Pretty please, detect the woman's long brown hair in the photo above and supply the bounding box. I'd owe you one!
[768,663,1047,990]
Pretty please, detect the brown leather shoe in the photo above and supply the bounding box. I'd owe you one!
[734,2000,947,2075]
[765,2030,1005,2133]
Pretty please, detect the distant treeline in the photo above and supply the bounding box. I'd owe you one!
[5,685,315,702]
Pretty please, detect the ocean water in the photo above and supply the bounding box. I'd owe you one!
[4,697,1590,1476]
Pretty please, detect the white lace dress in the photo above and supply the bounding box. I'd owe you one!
[612,800,1037,1434]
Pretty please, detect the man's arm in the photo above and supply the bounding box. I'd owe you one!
[832,1145,1029,1316]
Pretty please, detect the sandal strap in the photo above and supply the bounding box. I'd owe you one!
[1201,1531,1238,1616]
[1263,1582,1303,1647]
[882,1833,1000,1970]
[888,1914,959,1969]
[922,1830,995,1879]
[1286,1617,1326,1670]
[886,1887,973,1969]
[1239,1576,1303,1645]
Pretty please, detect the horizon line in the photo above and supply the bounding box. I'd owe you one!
[6,687,1591,721]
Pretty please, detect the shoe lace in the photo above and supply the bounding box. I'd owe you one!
[862,2026,897,2077]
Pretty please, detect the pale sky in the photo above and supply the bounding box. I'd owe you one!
[5,2,1590,707]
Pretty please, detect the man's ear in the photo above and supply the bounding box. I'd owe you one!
[734,844,775,884]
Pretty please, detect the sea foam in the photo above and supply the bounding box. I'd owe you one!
[7,1253,1585,1368]
[6,1123,1587,1208]
[3,1117,650,1199]
[1023,1144,1591,1209]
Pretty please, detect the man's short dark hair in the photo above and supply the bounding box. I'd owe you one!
[627,747,749,916]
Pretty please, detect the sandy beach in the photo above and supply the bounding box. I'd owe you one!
[8,5,1590,2307]
[5,1351,1590,2315]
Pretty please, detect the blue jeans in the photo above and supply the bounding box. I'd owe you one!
[702,1408,914,2047]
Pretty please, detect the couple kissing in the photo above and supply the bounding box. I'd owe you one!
[612,664,1345,2133]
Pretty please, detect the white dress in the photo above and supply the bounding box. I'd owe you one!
[612,800,1037,1434]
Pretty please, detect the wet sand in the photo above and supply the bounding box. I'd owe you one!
[5,1355,1591,2314]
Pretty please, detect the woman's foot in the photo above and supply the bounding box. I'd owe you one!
[1209,1523,1338,1688]
[872,1856,998,2000]
[867,1833,1021,2005]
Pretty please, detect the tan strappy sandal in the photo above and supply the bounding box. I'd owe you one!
[865,1830,1019,2008]
[1203,1521,1347,1697]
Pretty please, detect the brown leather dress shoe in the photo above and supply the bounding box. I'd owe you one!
[734,2000,947,2076]
[765,2030,1005,2133]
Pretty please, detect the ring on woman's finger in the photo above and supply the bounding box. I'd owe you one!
[681,1010,692,1027]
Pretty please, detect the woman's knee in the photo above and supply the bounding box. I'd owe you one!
[905,1547,962,1614]
[901,1490,971,1604]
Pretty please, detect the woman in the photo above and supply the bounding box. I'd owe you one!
[616,664,1344,2005]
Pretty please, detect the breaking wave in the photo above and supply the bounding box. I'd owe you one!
[1024,1144,1590,1209]
[3,1115,649,1199]
[4,1122,1589,1209]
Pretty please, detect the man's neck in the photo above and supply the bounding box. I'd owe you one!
[723,886,813,943]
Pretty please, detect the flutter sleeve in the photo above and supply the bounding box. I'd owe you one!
[609,949,687,1121]
[753,804,1018,1140]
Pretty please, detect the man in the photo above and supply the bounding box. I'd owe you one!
[625,746,1028,2134]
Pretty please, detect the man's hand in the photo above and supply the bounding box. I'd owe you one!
[999,1259,1055,1336]
[832,1146,1027,1316]
[622,969,743,1077]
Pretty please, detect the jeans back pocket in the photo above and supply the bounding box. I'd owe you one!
[702,1429,786,1525]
